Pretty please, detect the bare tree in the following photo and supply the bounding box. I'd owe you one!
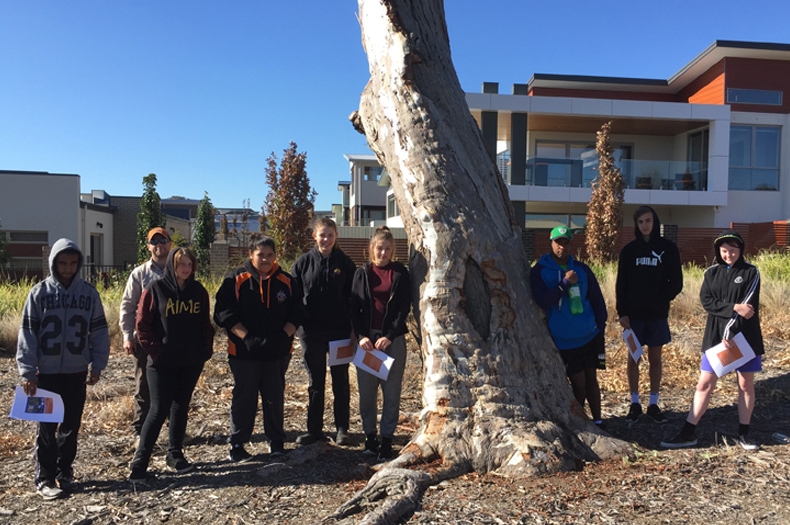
[333,1,627,523]
[586,121,625,263]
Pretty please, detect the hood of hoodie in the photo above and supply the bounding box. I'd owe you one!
[633,206,661,242]
[537,251,576,273]
[714,229,746,266]
[48,238,84,282]
[161,248,195,293]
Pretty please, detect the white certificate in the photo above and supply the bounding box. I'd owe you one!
[623,328,643,363]
[10,386,65,423]
[704,332,756,377]
[353,346,395,381]
[328,338,355,366]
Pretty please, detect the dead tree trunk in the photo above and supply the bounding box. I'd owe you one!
[334,0,629,522]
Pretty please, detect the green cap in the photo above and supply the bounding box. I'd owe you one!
[550,226,573,241]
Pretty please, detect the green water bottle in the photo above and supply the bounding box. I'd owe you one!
[568,283,583,315]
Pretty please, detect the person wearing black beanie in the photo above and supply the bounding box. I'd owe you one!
[661,229,764,451]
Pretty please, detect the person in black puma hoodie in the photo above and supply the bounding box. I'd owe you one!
[213,237,303,461]
[129,248,214,483]
[616,205,683,424]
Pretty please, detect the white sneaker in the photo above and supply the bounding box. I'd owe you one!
[37,482,64,500]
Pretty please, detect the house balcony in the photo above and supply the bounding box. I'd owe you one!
[499,153,707,190]
[498,153,726,207]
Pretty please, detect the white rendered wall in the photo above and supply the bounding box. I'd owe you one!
[0,172,80,245]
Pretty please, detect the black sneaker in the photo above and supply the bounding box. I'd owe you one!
[660,432,698,449]
[56,477,76,493]
[378,437,393,461]
[335,427,351,446]
[270,440,286,457]
[626,403,643,422]
[166,454,195,474]
[296,432,326,445]
[363,434,379,456]
[229,444,253,463]
[646,404,667,424]
[36,481,64,500]
[738,434,761,451]
[128,466,153,485]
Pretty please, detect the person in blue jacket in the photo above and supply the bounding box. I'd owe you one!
[530,226,607,427]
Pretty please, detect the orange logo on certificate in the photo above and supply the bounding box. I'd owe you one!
[336,344,354,359]
[716,343,743,367]
[362,351,383,372]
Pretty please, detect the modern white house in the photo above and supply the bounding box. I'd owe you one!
[341,154,388,226]
[345,40,790,233]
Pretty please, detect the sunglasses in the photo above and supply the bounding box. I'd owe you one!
[149,238,170,246]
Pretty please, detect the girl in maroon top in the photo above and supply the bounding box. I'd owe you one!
[350,226,411,461]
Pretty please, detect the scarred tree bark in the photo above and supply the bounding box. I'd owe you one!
[333,1,629,522]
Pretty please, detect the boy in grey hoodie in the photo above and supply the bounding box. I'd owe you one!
[17,238,110,500]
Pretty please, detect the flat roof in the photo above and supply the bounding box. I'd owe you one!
[525,40,790,94]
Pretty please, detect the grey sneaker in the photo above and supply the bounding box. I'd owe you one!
[660,432,698,449]
[37,481,64,500]
[626,403,642,422]
[646,404,667,424]
[335,428,351,446]
[738,434,761,451]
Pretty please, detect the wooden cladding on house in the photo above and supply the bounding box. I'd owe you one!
[723,58,790,113]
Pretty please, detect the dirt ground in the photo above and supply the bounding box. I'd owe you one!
[2,333,790,525]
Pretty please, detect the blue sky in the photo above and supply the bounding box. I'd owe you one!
[3,1,790,212]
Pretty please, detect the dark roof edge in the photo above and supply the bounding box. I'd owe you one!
[669,39,790,84]
[0,170,79,177]
[528,73,668,87]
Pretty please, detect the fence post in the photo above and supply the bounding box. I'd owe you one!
[209,240,229,278]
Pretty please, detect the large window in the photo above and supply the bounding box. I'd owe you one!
[9,231,48,242]
[533,141,632,188]
[729,126,780,191]
[363,166,383,182]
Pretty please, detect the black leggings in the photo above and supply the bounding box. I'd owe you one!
[132,364,203,468]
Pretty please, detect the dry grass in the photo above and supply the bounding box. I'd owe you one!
[3,253,789,436]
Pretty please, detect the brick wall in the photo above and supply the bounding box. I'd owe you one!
[529,221,788,265]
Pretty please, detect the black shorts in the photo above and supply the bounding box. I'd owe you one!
[559,331,605,376]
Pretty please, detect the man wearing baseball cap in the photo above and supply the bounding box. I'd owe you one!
[530,226,608,428]
[119,226,172,446]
